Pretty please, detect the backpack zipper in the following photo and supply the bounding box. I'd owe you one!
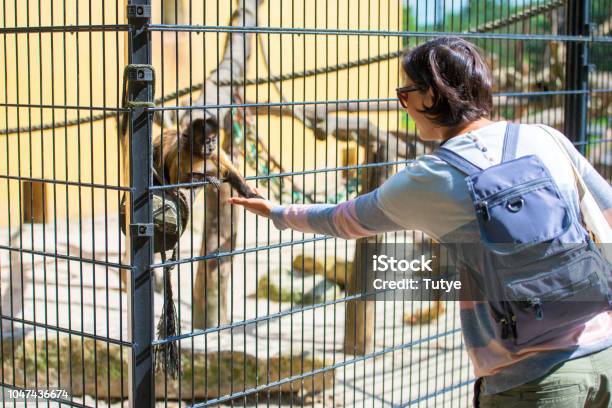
[510,272,597,331]
[498,301,515,340]
[530,298,543,320]
[510,314,518,338]
[476,177,551,221]
[500,317,510,339]
[478,201,491,221]
[480,177,550,207]
[511,271,597,302]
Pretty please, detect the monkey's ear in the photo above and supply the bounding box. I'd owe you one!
[187,116,218,140]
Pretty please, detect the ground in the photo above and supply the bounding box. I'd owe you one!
[0,199,473,407]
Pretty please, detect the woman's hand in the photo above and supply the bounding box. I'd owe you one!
[228,187,274,218]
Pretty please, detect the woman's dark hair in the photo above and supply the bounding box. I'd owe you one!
[401,37,493,128]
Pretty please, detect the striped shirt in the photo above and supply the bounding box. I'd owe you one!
[270,121,612,395]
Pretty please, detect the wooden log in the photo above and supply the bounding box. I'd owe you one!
[184,0,262,329]
[247,102,415,159]
[402,239,446,326]
[343,147,389,355]
[21,181,47,224]
[192,180,236,327]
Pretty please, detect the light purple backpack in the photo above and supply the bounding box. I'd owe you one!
[434,123,611,346]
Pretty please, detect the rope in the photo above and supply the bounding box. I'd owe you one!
[0,0,563,136]
[154,248,182,379]
[469,0,564,33]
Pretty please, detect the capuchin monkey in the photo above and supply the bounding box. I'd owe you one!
[153,117,262,199]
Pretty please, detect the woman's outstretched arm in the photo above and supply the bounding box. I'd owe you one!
[228,188,406,239]
[229,155,467,240]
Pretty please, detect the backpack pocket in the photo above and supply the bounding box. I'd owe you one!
[467,155,572,249]
[501,248,611,346]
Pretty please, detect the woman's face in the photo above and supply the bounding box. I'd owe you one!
[399,78,443,141]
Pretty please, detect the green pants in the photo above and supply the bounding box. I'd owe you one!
[478,346,612,407]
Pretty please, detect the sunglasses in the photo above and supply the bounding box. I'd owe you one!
[395,85,422,109]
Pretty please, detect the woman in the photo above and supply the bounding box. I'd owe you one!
[229,37,612,407]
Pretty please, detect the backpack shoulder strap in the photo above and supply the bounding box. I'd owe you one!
[433,147,483,175]
[501,123,520,162]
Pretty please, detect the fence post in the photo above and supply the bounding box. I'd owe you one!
[344,147,387,355]
[126,1,155,407]
[564,0,591,153]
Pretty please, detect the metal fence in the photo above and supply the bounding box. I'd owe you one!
[0,0,610,406]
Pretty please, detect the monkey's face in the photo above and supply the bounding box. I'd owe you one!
[187,117,219,157]
[204,134,217,157]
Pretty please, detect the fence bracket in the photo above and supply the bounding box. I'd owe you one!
[127,64,154,83]
[126,4,151,19]
[130,223,154,237]
[125,64,155,108]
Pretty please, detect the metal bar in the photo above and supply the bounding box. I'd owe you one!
[564,0,591,152]
[146,24,609,42]
[0,174,129,192]
[0,314,132,347]
[0,103,127,110]
[150,288,445,344]
[148,159,414,190]
[0,24,131,34]
[0,244,131,269]
[186,328,463,408]
[126,0,154,407]
[4,85,612,137]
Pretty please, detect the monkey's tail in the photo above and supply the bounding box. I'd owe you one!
[154,248,182,379]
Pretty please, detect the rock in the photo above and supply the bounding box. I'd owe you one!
[292,255,350,288]
[329,261,350,288]
[1,336,334,401]
[292,254,330,276]
[403,301,446,325]
[302,278,341,305]
[257,269,341,305]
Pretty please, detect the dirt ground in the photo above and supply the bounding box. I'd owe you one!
[0,204,473,407]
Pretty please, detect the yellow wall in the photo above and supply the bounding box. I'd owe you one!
[0,0,401,227]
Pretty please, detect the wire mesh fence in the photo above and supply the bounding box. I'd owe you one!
[0,0,610,407]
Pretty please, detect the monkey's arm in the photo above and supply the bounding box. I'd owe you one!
[209,151,263,199]
[191,152,263,198]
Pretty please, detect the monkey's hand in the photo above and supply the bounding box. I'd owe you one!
[243,184,264,199]
[208,177,263,198]
[187,172,222,191]
[205,175,222,190]
[245,190,264,199]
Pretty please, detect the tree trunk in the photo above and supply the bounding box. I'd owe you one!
[188,0,262,328]
[343,146,389,355]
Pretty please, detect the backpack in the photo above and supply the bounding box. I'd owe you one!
[119,167,189,254]
[434,123,612,347]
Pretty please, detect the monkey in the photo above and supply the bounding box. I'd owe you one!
[153,116,262,199]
